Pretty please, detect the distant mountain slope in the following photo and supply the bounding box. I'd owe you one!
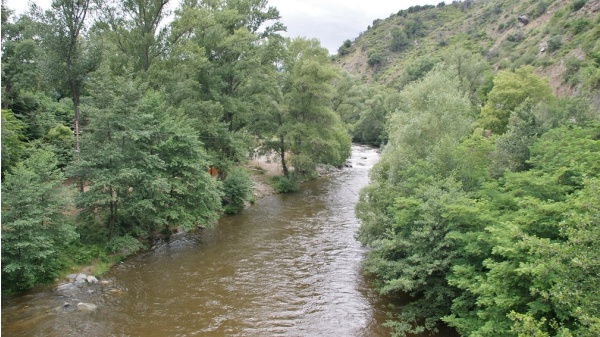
[335,0,600,100]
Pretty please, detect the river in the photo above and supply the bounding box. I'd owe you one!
[2,145,395,336]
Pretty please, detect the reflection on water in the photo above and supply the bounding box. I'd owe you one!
[2,145,392,337]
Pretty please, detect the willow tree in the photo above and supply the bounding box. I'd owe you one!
[253,38,351,179]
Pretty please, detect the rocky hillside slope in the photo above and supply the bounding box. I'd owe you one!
[335,0,600,102]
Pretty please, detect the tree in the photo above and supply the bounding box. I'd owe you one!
[1,148,77,293]
[356,64,478,336]
[480,66,554,134]
[100,0,171,73]
[70,71,223,241]
[262,38,350,178]
[158,0,285,169]
[1,109,28,175]
[34,0,100,154]
[1,7,41,109]
[444,123,600,336]
[391,27,409,52]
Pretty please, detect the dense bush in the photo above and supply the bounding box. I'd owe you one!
[367,50,383,66]
[222,168,253,214]
[271,175,300,193]
[547,35,562,52]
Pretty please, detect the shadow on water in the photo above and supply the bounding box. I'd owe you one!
[1,145,454,337]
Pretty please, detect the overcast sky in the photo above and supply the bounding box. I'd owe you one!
[5,0,439,54]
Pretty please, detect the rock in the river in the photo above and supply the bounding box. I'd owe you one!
[77,302,98,312]
[87,275,99,284]
[66,274,78,282]
[56,283,77,292]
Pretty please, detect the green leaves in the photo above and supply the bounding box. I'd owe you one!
[71,73,223,239]
[254,37,351,180]
[1,148,76,293]
[480,67,554,135]
[357,49,600,336]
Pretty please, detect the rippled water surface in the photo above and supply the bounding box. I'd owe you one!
[2,145,392,336]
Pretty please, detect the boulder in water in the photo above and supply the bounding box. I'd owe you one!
[77,302,98,312]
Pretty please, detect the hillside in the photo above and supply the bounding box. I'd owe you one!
[335,0,600,101]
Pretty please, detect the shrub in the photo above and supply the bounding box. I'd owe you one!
[570,18,590,34]
[570,0,587,12]
[271,175,300,193]
[391,28,409,52]
[547,35,563,52]
[338,39,352,55]
[531,1,548,19]
[367,50,383,66]
[106,235,144,255]
[563,57,582,86]
[222,168,253,214]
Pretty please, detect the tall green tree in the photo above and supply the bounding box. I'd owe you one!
[100,0,171,73]
[165,0,284,167]
[356,64,478,335]
[1,109,28,175]
[444,123,600,336]
[1,6,41,109]
[34,0,100,154]
[256,38,350,178]
[1,148,77,293]
[70,71,223,241]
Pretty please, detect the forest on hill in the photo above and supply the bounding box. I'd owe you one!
[1,0,599,336]
[334,0,600,336]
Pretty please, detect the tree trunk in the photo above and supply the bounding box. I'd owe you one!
[280,134,288,177]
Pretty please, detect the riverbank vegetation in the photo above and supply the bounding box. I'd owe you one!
[2,0,599,334]
[1,0,350,294]
[340,1,600,336]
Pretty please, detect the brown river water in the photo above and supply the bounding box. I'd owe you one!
[2,145,401,336]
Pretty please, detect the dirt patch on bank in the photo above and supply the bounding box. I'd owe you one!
[246,152,282,199]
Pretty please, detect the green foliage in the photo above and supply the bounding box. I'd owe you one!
[368,50,383,66]
[338,39,352,55]
[356,40,599,336]
[480,66,554,134]
[388,64,473,159]
[333,75,398,145]
[223,168,253,214]
[253,37,351,180]
[1,12,41,106]
[395,56,439,88]
[391,28,409,52]
[570,0,587,12]
[271,175,300,193]
[70,71,223,240]
[1,109,28,175]
[547,35,562,52]
[445,124,600,336]
[1,148,77,293]
[106,235,144,254]
[366,178,482,336]
[44,124,74,168]
[562,57,582,86]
